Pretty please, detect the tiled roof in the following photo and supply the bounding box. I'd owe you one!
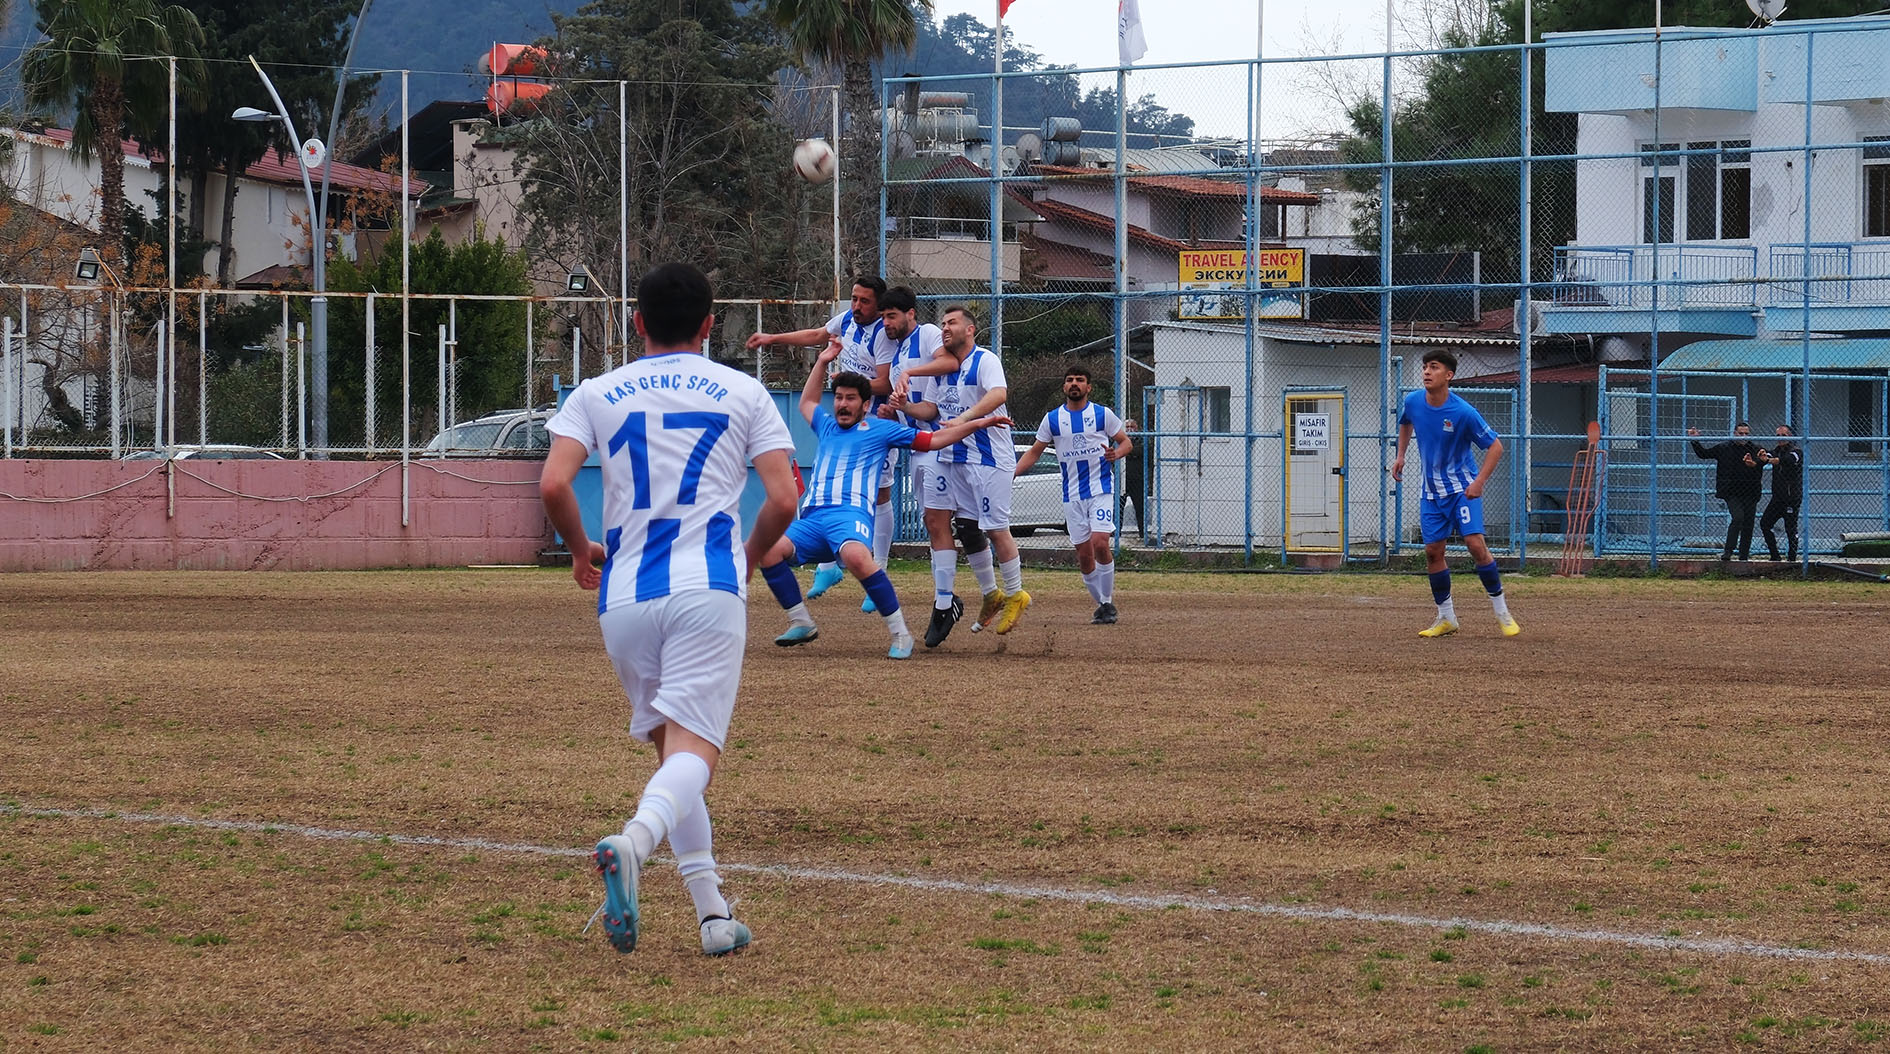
[1034,164,1321,204]
[22,126,427,196]
[1024,234,1116,283]
[1029,197,1188,252]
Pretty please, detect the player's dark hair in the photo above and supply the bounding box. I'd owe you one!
[1064,364,1091,381]
[1421,349,1457,372]
[831,371,873,402]
[879,285,917,313]
[637,263,713,345]
[852,276,887,299]
[941,304,977,327]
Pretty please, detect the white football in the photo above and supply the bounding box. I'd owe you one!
[793,138,837,184]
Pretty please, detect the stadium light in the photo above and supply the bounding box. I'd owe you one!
[74,247,103,284]
[567,268,594,294]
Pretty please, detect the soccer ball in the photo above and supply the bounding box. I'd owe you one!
[793,138,837,184]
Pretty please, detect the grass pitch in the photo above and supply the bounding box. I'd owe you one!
[3,567,1890,1050]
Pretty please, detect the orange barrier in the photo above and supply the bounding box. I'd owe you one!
[1557,421,1605,577]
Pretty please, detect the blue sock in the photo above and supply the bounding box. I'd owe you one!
[1475,561,1503,597]
[761,561,803,610]
[861,569,900,615]
[1428,569,1452,606]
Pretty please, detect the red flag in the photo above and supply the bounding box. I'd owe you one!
[998,0,1017,17]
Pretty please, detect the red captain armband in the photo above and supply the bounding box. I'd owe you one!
[912,432,936,454]
[791,460,806,496]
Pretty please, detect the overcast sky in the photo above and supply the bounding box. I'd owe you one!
[928,0,1406,139]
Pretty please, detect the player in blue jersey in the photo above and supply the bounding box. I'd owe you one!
[1392,349,1521,638]
[1014,365,1132,624]
[893,306,1031,644]
[540,262,800,958]
[757,337,1011,659]
[746,276,889,601]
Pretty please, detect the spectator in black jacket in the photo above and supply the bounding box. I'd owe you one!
[1758,425,1804,562]
[1689,423,1764,561]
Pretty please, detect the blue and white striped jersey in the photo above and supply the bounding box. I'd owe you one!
[921,346,1013,469]
[802,407,921,515]
[875,322,945,458]
[1399,390,1499,500]
[1035,402,1123,502]
[547,352,793,612]
[826,310,884,382]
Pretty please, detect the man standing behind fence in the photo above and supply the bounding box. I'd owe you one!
[1758,425,1804,563]
[1688,423,1764,562]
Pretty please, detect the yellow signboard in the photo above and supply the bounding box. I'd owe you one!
[1177,248,1305,286]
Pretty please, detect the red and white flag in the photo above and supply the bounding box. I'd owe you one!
[998,0,1018,18]
[1119,0,1148,65]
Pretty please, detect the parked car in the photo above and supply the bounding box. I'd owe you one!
[1007,444,1142,538]
[123,444,285,461]
[421,409,553,458]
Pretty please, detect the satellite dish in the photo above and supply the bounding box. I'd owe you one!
[889,129,917,161]
[1745,0,1786,23]
[1000,145,1021,174]
[1015,132,1043,163]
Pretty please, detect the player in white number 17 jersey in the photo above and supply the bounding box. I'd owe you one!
[1014,365,1131,625]
[542,262,799,959]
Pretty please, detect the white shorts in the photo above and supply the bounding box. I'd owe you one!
[1066,496,1116,543]
[598,590,747,751]
[917,455,955,512]
[945,461,1013,530]
[877,448,898,493]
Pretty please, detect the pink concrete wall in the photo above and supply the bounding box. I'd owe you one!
[0,459,552,571]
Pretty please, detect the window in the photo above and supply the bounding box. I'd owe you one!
[1646,141,1750,241]
[1641,143,1679,244]
[1850,378,1881,455]
[1205,386,1232,433]
[1866,136,1890,239]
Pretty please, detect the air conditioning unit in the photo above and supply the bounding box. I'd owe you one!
[1512,299,1550,337]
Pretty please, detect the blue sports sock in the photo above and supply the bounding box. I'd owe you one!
[761,561,803,610]
[1428,569,1452,606]
[1475,561,1504,597]
[861,569,901,615]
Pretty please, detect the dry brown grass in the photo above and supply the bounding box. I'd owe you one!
[4,567,1890,1050]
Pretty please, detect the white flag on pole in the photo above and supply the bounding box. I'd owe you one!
[1119,0,1148,65]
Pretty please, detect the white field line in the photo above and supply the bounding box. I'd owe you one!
[8,803,1887,966]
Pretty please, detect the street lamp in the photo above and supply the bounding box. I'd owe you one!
[233,63,329,456]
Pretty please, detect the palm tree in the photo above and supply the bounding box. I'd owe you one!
[763,0,932,276]
[22,0,207,265]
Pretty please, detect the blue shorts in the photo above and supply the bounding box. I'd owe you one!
[1420,491,1485,544]
[786,505,875,566]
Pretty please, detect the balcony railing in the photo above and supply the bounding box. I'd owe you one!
[1550,244,1760,309]
[1768,242,1890,306]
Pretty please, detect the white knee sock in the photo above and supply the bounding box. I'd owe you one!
[666,795,731,923]
[873,502,894,568]
[1081,569,1102,604]
[785,602,812,626]
[624,751,712,863]
[967,548,998,593]
[1098,562,1115,604]
[931,548,957,609]
[999,556,1023,593]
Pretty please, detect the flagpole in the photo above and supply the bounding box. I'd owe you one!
[991,0,1004,355]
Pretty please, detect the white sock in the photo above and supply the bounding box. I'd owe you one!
[1437,598,1457,625]
[667,797,731,922]
[816,561,836,575]
[785,602,812,626]
[968,548,998,593]
[1098,562,1114,604]
[1081,569,1102,604]
[882,609,909,637]
[624,751,712,862]
[999,556,1023,594]
[1489,593,1510,617]
[931,548,956,609]
[873,502,894,568]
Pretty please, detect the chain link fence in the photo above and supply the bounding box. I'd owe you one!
[877,18,1890,566]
